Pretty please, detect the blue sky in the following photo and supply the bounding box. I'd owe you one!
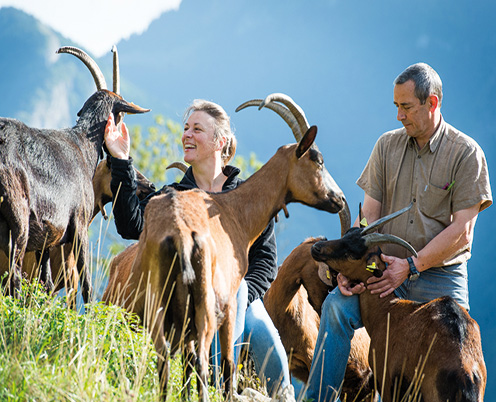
[2,0,495,396]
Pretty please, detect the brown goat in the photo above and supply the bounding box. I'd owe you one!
[0,157,155,303]
[264,237,373,400]
[102,93,348,401]
[310,204,487,401]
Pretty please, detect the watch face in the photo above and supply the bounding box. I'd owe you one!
[409,272,420,281]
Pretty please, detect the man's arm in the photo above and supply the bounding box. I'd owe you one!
[368,201,482,298]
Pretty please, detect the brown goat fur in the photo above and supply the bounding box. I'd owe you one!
[311,228,487,401]
[264,237,373,399]
[103,126,347,401]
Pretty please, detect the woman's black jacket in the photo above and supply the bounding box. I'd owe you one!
[109,156,278,306]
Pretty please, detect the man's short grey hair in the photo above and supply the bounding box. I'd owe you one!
[394,63,443,106]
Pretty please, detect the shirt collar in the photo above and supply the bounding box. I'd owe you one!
[427,116,445,153]
[176,165,241,191]
[407,116,445,153]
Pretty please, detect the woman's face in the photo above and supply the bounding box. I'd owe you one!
[182,111,222,165]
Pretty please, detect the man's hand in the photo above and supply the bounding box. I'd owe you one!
[104,112,130,160]
[337,273,366,296]
[366,254,410,298]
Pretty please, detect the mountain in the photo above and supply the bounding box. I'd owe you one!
[1,2,495,398]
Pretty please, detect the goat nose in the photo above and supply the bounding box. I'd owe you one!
[311,241,322,255]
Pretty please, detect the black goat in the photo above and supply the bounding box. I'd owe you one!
[311,204,487,401]
[0,46,149,302]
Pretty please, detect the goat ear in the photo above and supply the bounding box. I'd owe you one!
[359,202,367,228]
[295,125,317,159]
[114,97,150,115]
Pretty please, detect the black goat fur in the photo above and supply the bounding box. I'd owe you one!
[0,89,148,301]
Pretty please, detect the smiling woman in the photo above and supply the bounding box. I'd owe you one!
[181,100,237,192]
[103,98,294,399]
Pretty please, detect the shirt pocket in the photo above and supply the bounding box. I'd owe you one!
[419,183,451,222]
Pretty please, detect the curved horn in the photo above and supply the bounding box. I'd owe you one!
[260,93,310,138]
[56,46,107,91]
[166,161,189,173]
[363,233,418,257]
[236,99,303,141]
[112,45,120,95]
[361,202,414,235]
[338,198,351,237]
[111,45,124,125]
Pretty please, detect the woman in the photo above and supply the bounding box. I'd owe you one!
[104,99,293,399]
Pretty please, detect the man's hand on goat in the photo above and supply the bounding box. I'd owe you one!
[337,273,366,296]
[367,254,409,298]
[104,112,130,160]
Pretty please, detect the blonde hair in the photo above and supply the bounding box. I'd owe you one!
[183,99,237,165]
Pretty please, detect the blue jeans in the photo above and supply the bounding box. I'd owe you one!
[306,262,469,402]
[243,298,291,396]
[211,280,291,396]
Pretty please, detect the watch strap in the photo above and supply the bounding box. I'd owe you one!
[407,256,420,280]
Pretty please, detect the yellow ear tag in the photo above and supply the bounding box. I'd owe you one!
[366,262,377,273]
[360,217,368,227]
[326,269,331,280]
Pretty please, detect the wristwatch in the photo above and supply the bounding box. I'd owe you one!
[407,257,420,281]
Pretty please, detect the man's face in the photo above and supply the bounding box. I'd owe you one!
[394,80,437,145]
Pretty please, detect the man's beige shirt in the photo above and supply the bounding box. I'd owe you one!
[357,118,492,265]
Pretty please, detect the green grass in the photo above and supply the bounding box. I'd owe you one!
[0,277,261,401]
[0,264,422,402]
[0,279,159,401]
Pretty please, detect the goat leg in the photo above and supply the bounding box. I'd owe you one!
[8,260,22,299]
[157,342,170,401]
[182,340,196,401]
[7,240,25,299]
[37,249,54,293]
[74,234,93,304]
[218,306,236,401]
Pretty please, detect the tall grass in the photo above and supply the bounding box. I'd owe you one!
[0,277,425,401]
[0,218,423,402]
[0,276,239,401]
[0,279,160,400]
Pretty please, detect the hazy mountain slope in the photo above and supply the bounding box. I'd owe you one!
[1,3,495,397]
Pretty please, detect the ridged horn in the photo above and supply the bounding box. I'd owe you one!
[167,161,189,173]
[111,45,123,125]
[236,99,303,141]
[363,233,418,257]
[112,45,120,95]
[56,46,107,91]
[339,198,351,237]
[260,93,310,139]
[361,202,414,235]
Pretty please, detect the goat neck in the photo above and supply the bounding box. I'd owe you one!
[214,139,345,247]
[75,90,149,171]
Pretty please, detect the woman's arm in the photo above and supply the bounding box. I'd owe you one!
[105,112,156,240]
[245,219,278,305]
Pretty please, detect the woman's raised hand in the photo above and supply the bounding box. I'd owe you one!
[104,112,130,160]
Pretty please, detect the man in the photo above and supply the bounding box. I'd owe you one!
[306,62,492,401]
